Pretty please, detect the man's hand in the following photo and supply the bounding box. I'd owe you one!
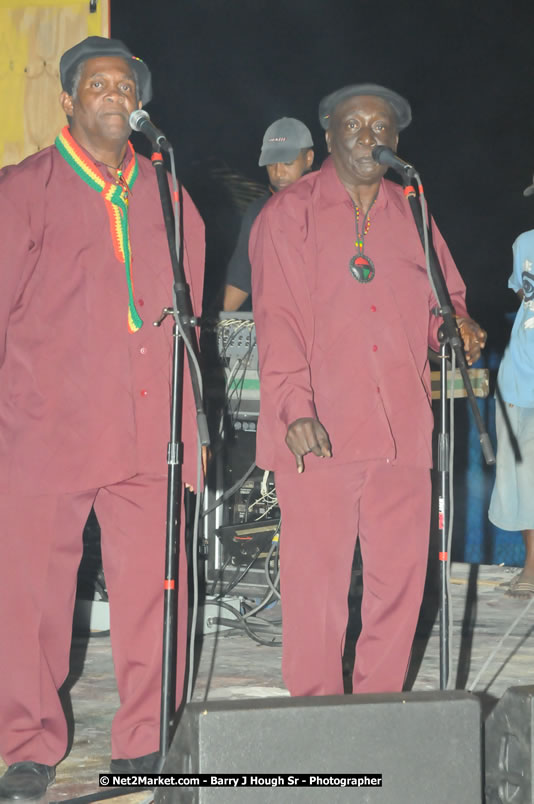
[456,316,487,366]
[285,417,332,473]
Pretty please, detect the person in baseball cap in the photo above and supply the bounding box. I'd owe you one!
[257,116,315,194]
[259,117,314,166]
[60,35,152,106]
[223,117,314,311]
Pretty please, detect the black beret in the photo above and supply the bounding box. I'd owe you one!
[319,83,411,131]
[60,36,152,105]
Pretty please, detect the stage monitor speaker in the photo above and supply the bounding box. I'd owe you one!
[156,690,481,803]
[485,685,534,803]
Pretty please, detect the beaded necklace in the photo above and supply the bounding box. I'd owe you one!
[99,157,133,202]
[349,199,376,283]
[55,126,142,332]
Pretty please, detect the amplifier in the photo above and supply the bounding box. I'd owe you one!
[215,311,258,372]
[157,691,482,804]
[202,312,259,420]
[204,458,280,594]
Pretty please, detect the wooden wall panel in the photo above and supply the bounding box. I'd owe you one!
[0,0,109,167]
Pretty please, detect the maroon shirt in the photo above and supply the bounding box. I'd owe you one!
[250,156,468,473]
[0,142,204,493]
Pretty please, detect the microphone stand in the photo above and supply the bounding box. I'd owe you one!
[150,146,209,759]
[402,173,495,690]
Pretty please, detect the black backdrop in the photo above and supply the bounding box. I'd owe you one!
[110,0,534,337]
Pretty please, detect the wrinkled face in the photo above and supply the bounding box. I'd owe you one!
[325,95,399,187]
[266,148,314,191]
[61,56,140,148]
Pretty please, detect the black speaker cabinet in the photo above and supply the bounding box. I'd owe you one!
[486,685,534,803]
[155,690,481,803]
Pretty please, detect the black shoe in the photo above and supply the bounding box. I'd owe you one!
[0,762,55,801]
[109,751,161,773]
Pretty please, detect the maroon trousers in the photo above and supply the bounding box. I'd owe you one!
[0,473,188,766]
[275,459,431,696]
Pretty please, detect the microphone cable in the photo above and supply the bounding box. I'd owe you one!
[417,175,455,689]
[160,144,207,708]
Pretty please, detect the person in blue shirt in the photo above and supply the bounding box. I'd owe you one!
[489,174,534,597]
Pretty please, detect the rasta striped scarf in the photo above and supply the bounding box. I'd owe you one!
[55,126,143,332]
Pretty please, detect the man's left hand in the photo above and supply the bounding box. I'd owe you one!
[456,316,487,366]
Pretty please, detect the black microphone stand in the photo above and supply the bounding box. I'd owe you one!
[402,174,495,690]
[149,147,209,759]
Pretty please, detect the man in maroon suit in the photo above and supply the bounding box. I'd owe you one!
[0,37,204,798]
[251,83,485,699]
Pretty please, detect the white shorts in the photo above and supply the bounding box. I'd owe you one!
[489,402,534,531]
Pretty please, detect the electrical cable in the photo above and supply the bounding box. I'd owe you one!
[200,314,282,654]
[224,337,256,423]
[418,177,456,688]
[263,536,281,600]
[168,148,205,408]
[417,173,441,313]
[247,489,279,521]
[202,527,282,646]
[241,586,277,619]
[186,433,204,704]
[215,548,261,598]
[167,148,206,707]
[201,461,256,517]
[210,598,282,646]
[468,596,534,692]
[49,788,154,804]
[446,351,456,689]
[208,552,233,597]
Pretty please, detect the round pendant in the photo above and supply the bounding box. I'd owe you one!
[349,254,375,283]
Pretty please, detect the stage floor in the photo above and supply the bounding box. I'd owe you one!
[1,562,533,802]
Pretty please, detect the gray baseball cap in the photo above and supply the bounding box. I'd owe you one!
[259,117,314,166]
[318,83,411,131]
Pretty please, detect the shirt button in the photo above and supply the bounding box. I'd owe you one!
[138,298,145,307]
[140,347,147,355]
[372,344,378,352]
[140,389,148,397]
[370,305,377,312]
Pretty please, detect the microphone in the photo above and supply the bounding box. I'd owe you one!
[129,110,170,151]
[372,145,416,178]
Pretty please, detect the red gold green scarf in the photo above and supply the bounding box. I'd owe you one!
[55,126,142,332]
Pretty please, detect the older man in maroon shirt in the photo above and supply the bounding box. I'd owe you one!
[250,83,485,699]
[0,37,204,798]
